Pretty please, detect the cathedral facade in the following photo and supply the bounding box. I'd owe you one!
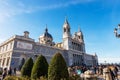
[0,19,98,69]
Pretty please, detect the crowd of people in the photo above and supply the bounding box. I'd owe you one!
[1,67,16,80]
[68,64,120,80]
[0,65,120,80]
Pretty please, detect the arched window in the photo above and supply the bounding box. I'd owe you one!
[64,28,66,32]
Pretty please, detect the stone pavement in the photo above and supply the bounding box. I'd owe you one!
[16,71,21,77]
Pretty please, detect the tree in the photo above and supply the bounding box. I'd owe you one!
[48,53,69,80]
[31,55,48,79]
[21,57,33,77]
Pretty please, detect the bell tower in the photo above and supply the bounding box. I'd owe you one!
[63,18,72,50]
[63,18,71,39]
[77,28,84,43]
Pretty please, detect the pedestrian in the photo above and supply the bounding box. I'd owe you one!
[13,67,16,75]
[103,67,112,80]
[110,68,115,80]
[8,67,12,76]
[1,68,7,80]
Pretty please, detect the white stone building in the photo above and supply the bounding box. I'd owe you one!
[0,18,98,69]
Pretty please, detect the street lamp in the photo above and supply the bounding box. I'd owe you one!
[104,60,106,65]
[114,24,120,38]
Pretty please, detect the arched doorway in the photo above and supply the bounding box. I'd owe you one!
[18,58,25,70]
[18,54,26,70]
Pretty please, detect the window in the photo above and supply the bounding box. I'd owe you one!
[10,42,12,49]
[73,54,74,56]
[0,47,1,52]
[3,46,4,52]
[4,45,6,51]
[6,45,8,51]
[2,58,6,66]
[0,59,1,66]
[6,57,10,66]
[64,28,66,32]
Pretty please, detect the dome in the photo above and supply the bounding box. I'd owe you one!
[43,28,53,39]
[39,27,54,46]
[40,28,53,40]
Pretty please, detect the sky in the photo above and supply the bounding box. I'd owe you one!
[0,0,120,63]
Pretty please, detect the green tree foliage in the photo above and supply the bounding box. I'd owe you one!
[48,53,69,80]
[4,76,31,80]
[21,57,33,77]
[31,55,48,79]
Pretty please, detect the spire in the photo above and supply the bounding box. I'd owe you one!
[78,26,81,32]
[63,16,70,29]
[64,16,69,24]
[78,26,83,34]
[45,24,48,32]
[63,17,71,38]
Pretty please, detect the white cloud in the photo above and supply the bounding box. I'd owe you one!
[35,0,94,10]
[99,57,120,63]
[0,38,7,43]
[0,0,34,23]
[0,0,94,23]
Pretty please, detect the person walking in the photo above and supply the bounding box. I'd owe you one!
[1,68,7,80]
[8,67,12,76]
[13,67,16,75]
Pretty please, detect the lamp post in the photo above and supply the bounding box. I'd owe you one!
[104,60,106,65]
[114,24,120,38]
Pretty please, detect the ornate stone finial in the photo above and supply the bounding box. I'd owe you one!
[24,31,29,38]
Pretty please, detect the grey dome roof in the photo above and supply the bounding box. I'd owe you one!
[43,28,53,39]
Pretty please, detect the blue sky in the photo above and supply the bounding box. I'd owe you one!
[0,0,120,63]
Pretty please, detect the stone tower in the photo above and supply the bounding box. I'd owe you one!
[78,29,85,52]
[77,28,84,43]
[63,18,72,50]
[63,18,71,38]
[70,27,85,52]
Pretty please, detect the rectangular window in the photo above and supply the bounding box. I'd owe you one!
[2,46,4,52]
[6,57,10,66]
[4,45,6,51]
[0,59,1,66]
[1,47,3,52]
[10,42,13,49]
[8,43,10,50]
[6,45,8,51]
[2,58,6,66]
